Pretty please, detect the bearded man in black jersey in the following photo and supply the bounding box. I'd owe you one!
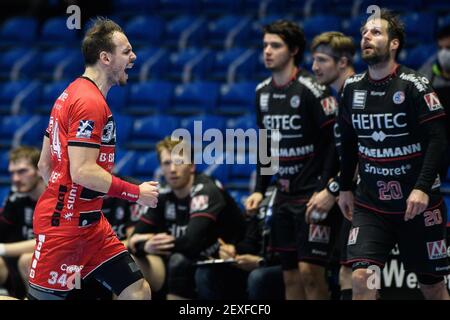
[128,137,246,299]
[338,9,450,300]
[245,20,340,300]
[0,146,44,298]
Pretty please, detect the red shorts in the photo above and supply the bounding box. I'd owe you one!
[28,215,127,292]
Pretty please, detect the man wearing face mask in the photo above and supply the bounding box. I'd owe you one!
[420,24,450,179]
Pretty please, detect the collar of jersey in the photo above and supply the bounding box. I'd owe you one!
[271,67,299,89]
[367,64,400,86]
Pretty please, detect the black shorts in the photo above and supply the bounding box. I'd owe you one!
[270,193,342,270]
[339,217,353,266]
[347,200,450,277]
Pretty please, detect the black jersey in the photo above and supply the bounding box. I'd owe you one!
[339,65,446,213]
[134,173,246,259]
[0,191,35,242]
[254,69,337,195]
[101,197,141,241]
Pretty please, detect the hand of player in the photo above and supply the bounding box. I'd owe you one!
[245,192,263,215]
[137,181,159,208]
[144,233,175,255]
[218,238,236,259]
[235,254,261,272]
[338,191,354,221]
[404,189,429,221]
[305,189,336,224]
[128,233,153,252]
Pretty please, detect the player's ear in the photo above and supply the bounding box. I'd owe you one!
[99,51,111,65]
[390,38,399,52]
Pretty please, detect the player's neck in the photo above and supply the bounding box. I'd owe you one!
[272,64,298,87]
[29,179,45,201]
[367,59,397,80]
[173,175,195,199]
[82,67,112,98]
[331,67,355,92]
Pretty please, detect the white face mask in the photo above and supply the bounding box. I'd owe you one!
[437,48,450,72]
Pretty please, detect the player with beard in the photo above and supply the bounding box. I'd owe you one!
[308,31,356,300]
[338,10,450,300]
[28,18,159,300]
[0,146,45,298]
[245,20,340,300]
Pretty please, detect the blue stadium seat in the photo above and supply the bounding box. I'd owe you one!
[0,115,31,147]
[112,0,159,14]
[226,114,258,131]
[160,0,202,15]
[403,13,436,44]
[201,0,241,15]
[227,152,256,190]
[168,48,214,82]
[131,47,170,81]
[202,163,229,185]
[439,13,450,28]
[0,47,39,80]
[218,82,257,115]
[399,45,437,70]
[0,186,9,204]
[0,151,10,185]
[36,80,70,114]
[124,16,165,46]
[211,48,247,81]
[171,81,219,114]
[0,80,41,114]
[39,48,84,81]
[302,15,342,40]
[179,114,226,137]
[127,81,174,114]
[342,14,366,39]
[113,149,138,177]
[208,15,251,48]
[106,85,128,113]
[132,151,160,181]
[114,114,134,147]
[217,49,258,82]
[127,115,180,149]
[0,17,38,44]
[19,116,48,148]
[166,16,207,49]
[40,17,79,45]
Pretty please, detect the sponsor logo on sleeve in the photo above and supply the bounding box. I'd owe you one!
[190,195,209,212]
[424,92,443,111]
[320,96,337,115]
[76,120,95,139]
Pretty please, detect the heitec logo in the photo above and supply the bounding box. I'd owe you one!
[426,240,448,260]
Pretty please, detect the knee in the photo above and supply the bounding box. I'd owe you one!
[299,263,324,287]
[352,269,371,292]
[118,279,151,300]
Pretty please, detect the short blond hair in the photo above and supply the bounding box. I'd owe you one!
[156,137,192,163]
[9,145,40,168]
[311,31,355,65]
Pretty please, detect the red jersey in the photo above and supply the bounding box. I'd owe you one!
[34,77,116,236]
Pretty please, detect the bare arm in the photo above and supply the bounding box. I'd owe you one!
[38,136,52,184]
[68,146,158,207]
[68,145,113,193]
[0,239,35,257]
